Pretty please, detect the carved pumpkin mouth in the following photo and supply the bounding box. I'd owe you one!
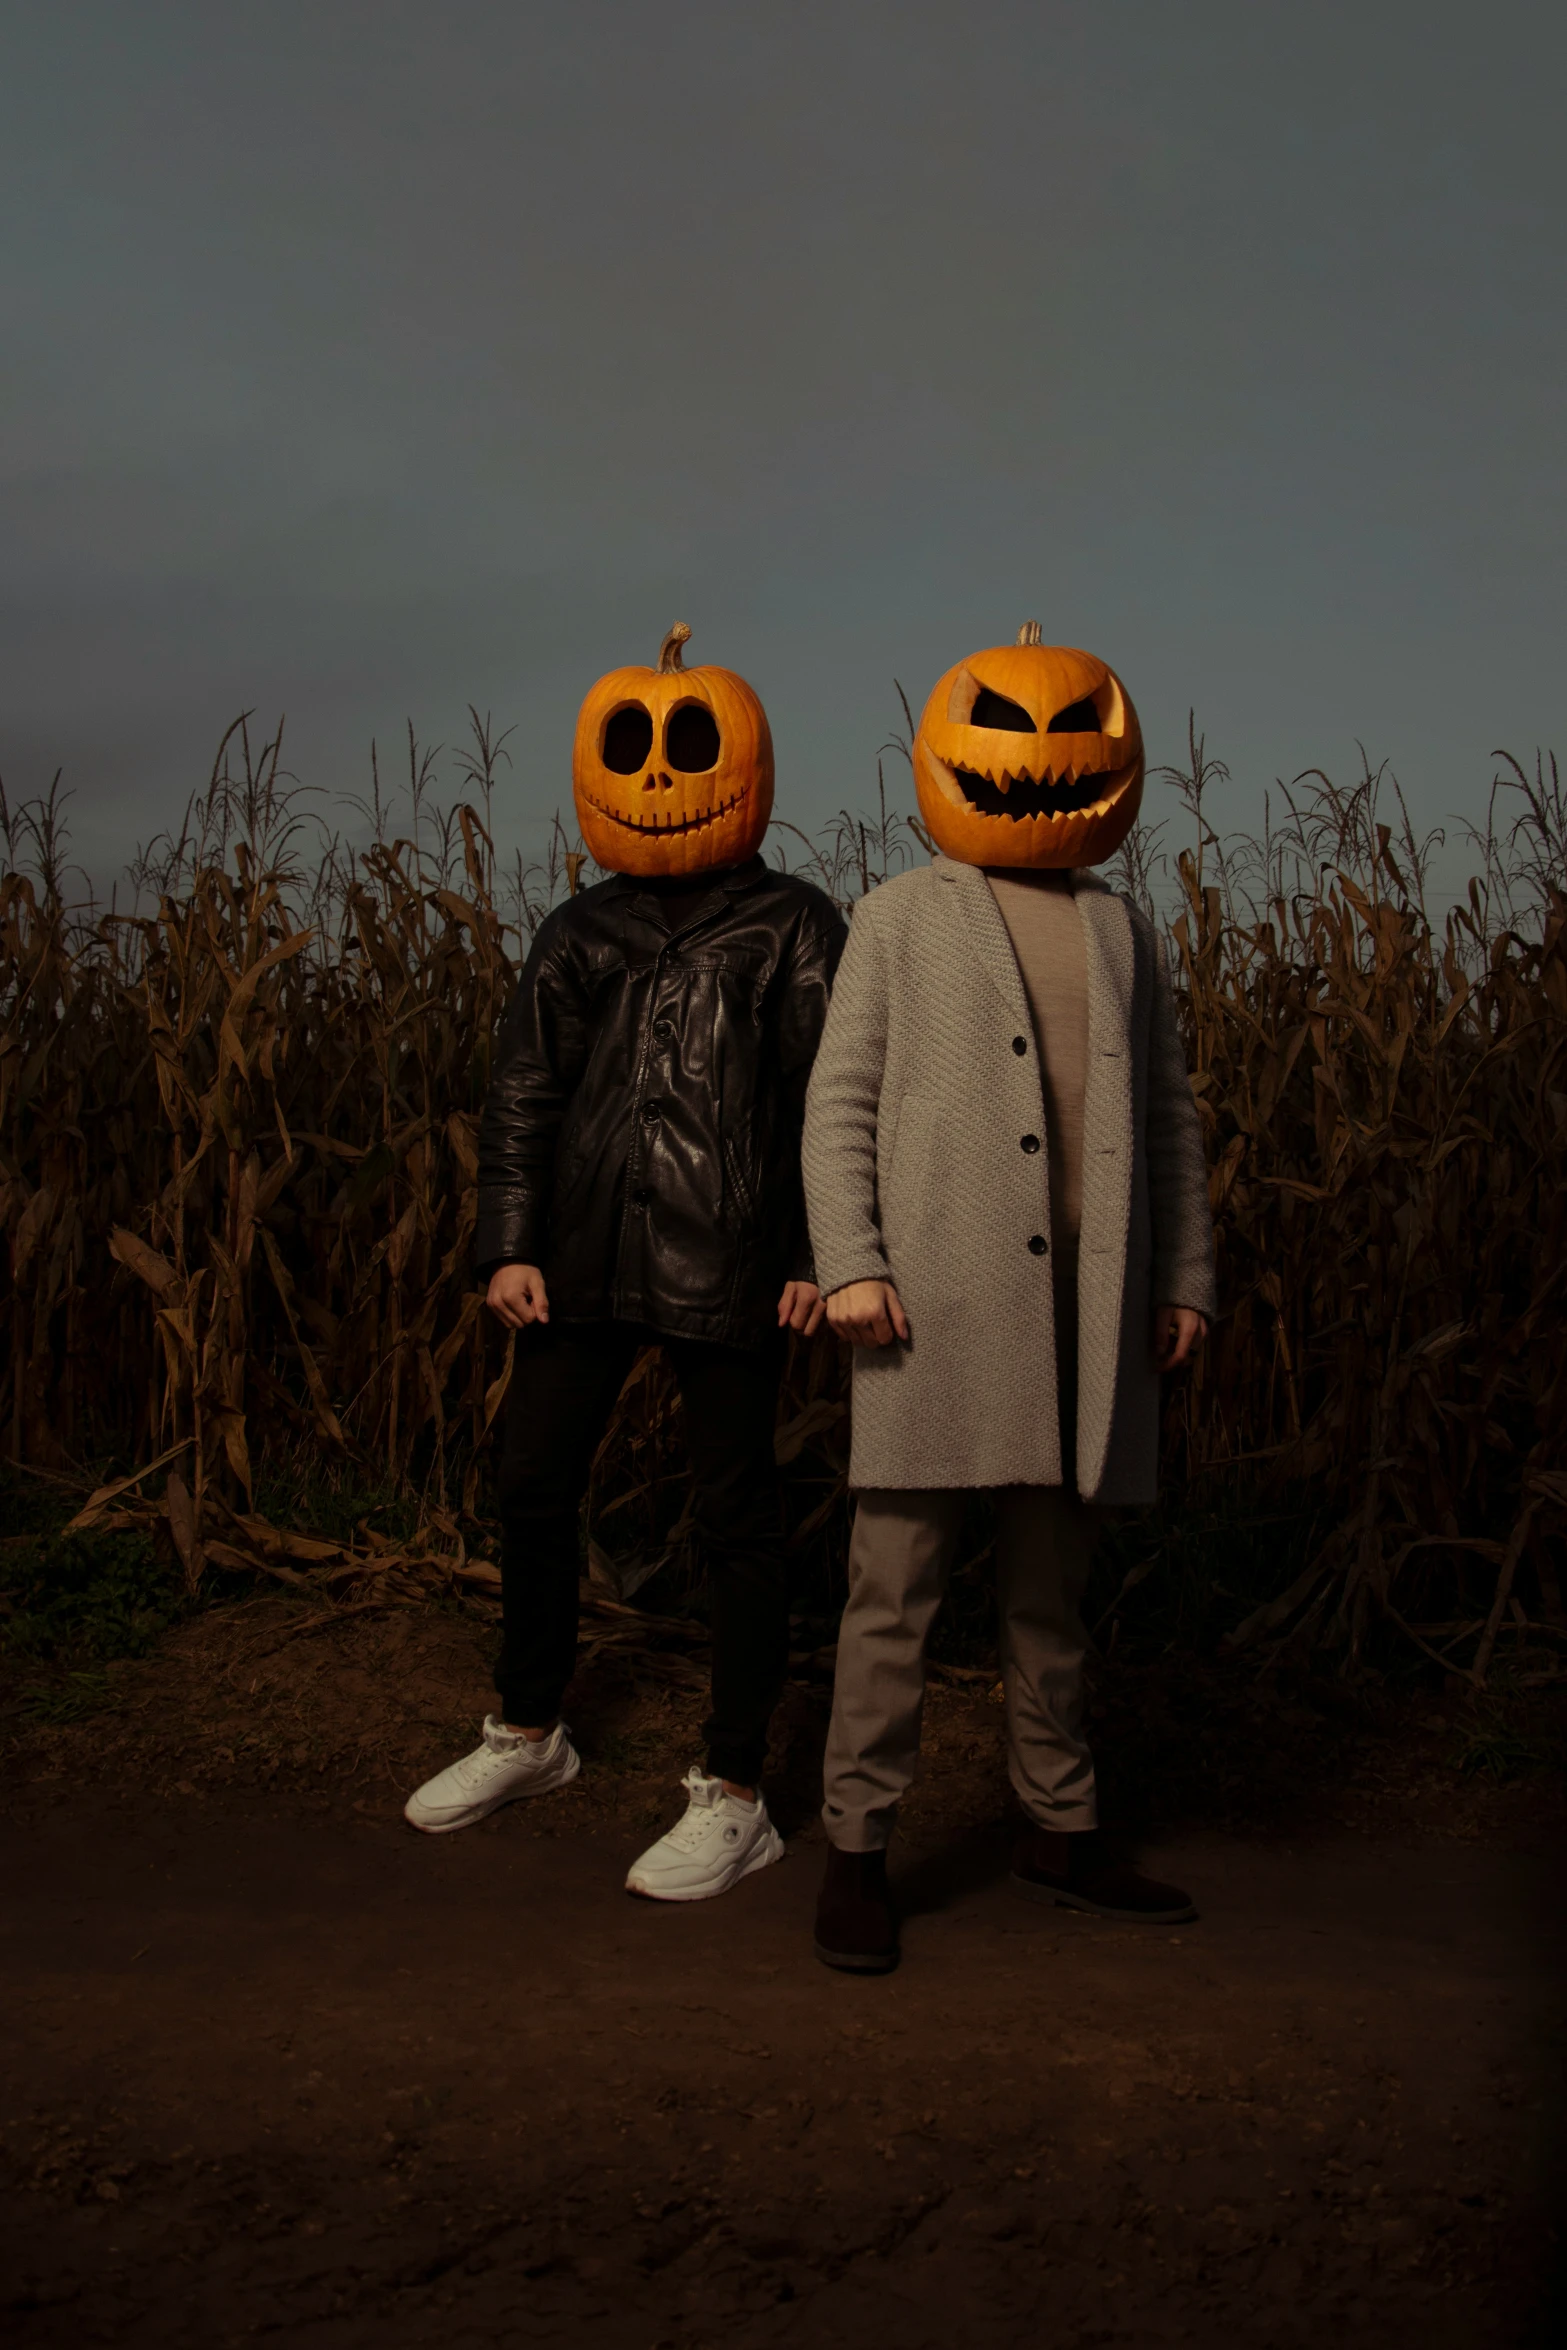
[926,750,1140,823]
[583,786,751,837]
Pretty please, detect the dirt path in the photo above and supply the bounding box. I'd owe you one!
[3,1781,1561,2348]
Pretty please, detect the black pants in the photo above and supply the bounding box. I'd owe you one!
[494,1320,790,1785]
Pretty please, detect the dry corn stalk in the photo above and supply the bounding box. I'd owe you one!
[3,723,1563,1683]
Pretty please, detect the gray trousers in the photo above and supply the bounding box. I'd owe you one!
[821,1485,1101,1851]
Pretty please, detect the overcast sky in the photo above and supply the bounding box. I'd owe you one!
[2,0,1562,888]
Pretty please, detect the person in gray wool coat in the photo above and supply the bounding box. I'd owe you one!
[801,625,1217,1972]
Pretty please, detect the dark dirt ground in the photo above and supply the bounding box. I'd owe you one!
[2,1596,1564,2348]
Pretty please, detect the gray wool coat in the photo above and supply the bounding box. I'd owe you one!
[801,858,1216,1502]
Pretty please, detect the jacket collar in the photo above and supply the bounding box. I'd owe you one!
[605,855,771,941]
[606,854,768,907]
[931,855,1127,1032]
[932,857,1030,1030]
[931,854,1109,897]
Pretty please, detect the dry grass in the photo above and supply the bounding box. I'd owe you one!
[1136,731,1567,1685]
[1,710,1563,1691]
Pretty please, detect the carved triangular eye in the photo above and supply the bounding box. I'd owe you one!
[1048,694,1101,733]
[969,688,1036,733]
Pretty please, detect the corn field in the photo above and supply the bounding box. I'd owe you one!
[2,711,1563,1687]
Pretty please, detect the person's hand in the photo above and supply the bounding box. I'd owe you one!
[486,1263,550,1330]
[826,1279,911,1348]
[1153,1304,1206,1371]
[777,1280,827,1337]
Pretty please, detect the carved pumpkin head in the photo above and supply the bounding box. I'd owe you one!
[913,622,1144,869]
[572,623,775,878]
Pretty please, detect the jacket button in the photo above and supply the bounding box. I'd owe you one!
[642,1099,663,1121]
[653,1019,674,1042]
[1027,1234,1048,1256]
[1020,1134,1041,1154]
[1012,1035,1028,1055]
[632,1185,652,1208]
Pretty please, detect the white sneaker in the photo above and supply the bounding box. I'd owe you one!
[403,1716,580,1834]
[624,1768,785,1902]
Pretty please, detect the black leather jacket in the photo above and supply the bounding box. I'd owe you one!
[475,858,847,1348]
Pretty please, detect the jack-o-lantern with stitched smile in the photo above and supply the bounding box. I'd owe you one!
[572,623,775,878]
[913,621,1144,870]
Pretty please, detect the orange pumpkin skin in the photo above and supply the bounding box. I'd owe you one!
[913,625,1144,869]
[572,624,775,878]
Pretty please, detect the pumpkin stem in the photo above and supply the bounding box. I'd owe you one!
[658,623,692,673]
[1016,619,1043,647]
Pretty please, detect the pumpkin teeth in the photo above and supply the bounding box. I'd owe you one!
[992,761,1090,794]
[584,788,747,836]
[927,750,1135,823]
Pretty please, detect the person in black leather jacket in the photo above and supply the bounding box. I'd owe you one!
[404,633,845,1906]
[471,859,842,1348]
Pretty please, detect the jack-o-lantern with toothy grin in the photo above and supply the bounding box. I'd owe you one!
[913,621,1144,869]
[572,624,775,878]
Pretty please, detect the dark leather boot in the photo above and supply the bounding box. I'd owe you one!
[1011,1826,1197,1923]
[814,1843,900,1973]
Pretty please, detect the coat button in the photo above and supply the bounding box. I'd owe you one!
[653,1019,675,1042]
[1020,1134,1041,1154]
[632,1185,652,1208]
[1028,1234,1048,1256]
[1012,1035,1028,1055]
[642,1099,663,1121]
